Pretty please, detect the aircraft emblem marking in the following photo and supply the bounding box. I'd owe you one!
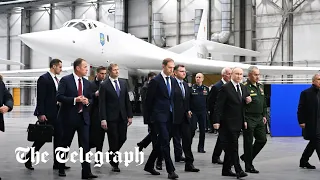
[100,33,105,46]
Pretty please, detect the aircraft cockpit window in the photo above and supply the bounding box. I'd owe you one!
[93,23,97,28]
[67,22,76,27]
[73,22,87,31]
[88,23,92,29]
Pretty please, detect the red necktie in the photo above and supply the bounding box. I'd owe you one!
[54,76,59,83]
[78,78,83,111]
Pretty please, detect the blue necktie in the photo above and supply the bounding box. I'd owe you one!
[165,77,171,97]
[114,80,120,97]
[180,82,185,98]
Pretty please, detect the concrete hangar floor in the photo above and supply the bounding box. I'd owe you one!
[0,106,318,180]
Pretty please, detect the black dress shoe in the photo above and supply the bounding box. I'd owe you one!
[198,149,206,153]
[300,162,316,169]
[24,161,34,170]
[245,167,259,173]
[222,170,236,177]
[112,166,120,172]
[236,171,248,179]
[53,165,70,170]
[185,164,200,172]
[58,170,66,177]
[144,168,160,175]
[212,158,223,164]
[168,171,179,179]
[82,173,98,179]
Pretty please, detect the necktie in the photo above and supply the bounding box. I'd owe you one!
[180,82,185,98]
[114,80,120,97]
[165,77,171,96]
[54,76,59,83]
[236,84,242,101]
[78,78,83,111]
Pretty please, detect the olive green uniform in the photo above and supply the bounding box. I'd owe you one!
[242,80,267,169]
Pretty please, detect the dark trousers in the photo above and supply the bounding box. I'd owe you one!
[172,124,183,161]
[212,135,223,160]
[145,114,175,173]
[173,121,194,165]
[26,119,62,166]
[191,111,206,150]
[301,135,320,163]
[219,128,243,173]
[106,120,128,167]
[243,115,267,168]
[138,125,163,164]
[59,114,91,175]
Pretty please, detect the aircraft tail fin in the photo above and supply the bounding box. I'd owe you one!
[196,8,208,41]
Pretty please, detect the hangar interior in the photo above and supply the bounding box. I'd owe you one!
[0,0,318,106]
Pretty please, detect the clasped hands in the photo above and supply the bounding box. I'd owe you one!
[75,95,89,105]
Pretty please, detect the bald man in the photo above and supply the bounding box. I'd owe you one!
[213,67,251,178]
[190,73,210,153]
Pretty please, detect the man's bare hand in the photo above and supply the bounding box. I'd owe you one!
[82,97,89,105]
[213,123,220,130]
[0,105,9,114]
[127,118,132,126]
[299,123,305,128]
[188,111,192,118]
[263,117,267,124]
[101,120,107,130]
[244,122,248,129]
[75,96,83,102]
[38,115,47,122]
[246,96,252,104]
[95,90,99,97]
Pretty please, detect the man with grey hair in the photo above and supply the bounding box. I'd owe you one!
[207,67,231,164]
[240,66,267,173]
[297,73,320,169]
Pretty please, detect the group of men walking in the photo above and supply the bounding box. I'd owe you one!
[0,57,319,180]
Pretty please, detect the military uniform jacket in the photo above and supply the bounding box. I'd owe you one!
[190,84,209,112]
[243,80,267,117]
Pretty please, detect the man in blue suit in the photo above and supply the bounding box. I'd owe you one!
[144,58,178,179]
[56,58,97,179]
[24,59,70,170]
[208,67,231,165]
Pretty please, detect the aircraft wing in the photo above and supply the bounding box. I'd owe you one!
[0,58,25,66]
[0,66,73,77]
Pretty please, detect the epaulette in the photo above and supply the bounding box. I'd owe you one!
[242,82,248,85]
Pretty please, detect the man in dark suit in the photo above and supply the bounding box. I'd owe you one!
[99,63,133,172]
[172,64,199,172]
[56,58,97,179]
[0,78,13,180]
[89,66,107,164]
[208,67,231,164]
[24,59,70,170]
[137,72,164,170]
[297,73,320,169]
[213,67,251,178]
[144,58,178,179]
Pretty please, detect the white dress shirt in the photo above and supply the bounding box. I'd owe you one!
[109,76,120,91]
[175,78,185,97]
[48,71,58,90]
[161,71,171,90]
[231,79,242,96]
[221,78,227,84]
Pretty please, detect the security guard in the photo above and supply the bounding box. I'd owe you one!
[190,73,209,153]
[240,66,267,173]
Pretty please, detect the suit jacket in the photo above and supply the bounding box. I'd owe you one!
[89,78,102,121]
[213,81,249,131]
[173,79,190,124]
[207,80,224,119]
[145,73,175,123]
[34,72,59,121]
[99,78,133,122]
[141,82,149,124]
[56,74,92,126]
[297,85,320,140]
[0,81,13,132]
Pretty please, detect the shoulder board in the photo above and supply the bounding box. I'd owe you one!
[242,82,247,85]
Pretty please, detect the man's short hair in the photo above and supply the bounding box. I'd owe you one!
[162,58,174,66]
[147,72,156,79]
[221,67,231,75]
[73,58,85,70]
[108,63,118,72]
[96,66,107,73]
[312,73,320,81]
[174,64,185,71]
[248,66,259,74]
[49,59,62,68]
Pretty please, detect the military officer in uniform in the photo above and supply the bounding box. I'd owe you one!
[190,73,209,153]
[240,66,267,173]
